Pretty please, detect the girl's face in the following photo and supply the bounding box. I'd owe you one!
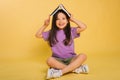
[56,12,68,29]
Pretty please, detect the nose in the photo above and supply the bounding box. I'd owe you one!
[59,19,63,23]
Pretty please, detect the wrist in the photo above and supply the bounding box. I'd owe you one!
[71,17,77,22]
[43,24,48,28]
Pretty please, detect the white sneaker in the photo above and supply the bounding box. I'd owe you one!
[46,68,62,79]
[73,64,89,74]
[46,68,52,79]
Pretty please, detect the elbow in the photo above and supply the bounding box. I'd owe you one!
[84,24,87,29]
[80,24,87,32]
[35,33,39,38]
[83,24,87,30]
[35,33,42,38]
[35,34,38,38]
[77,24,87,32]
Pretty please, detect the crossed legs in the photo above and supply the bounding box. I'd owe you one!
[46,53,87,75]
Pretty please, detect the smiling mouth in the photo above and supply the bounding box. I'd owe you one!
[59,23,65,26]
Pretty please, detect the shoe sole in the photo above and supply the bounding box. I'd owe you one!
[46,69,52,79]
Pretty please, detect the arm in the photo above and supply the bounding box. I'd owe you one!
[35,16,50,38]
[70,15,87,33]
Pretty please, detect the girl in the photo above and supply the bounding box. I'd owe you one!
[35,10,88,79]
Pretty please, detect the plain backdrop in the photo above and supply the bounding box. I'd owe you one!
[0,0,120,80]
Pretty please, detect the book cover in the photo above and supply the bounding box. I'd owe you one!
[50,4,71,17]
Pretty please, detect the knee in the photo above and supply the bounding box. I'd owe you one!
[46,57,54,66]
[79,53,87,60]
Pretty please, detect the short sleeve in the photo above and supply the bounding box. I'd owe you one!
[42,31,50,41]
[71,27,80,39]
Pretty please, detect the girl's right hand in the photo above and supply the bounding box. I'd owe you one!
[44,15,50,27]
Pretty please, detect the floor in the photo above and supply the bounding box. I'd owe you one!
[0,52,120,80]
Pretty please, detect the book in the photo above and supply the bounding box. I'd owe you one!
[50,4,71,17]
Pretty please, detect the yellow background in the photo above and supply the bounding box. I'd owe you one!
[0,0,120,80]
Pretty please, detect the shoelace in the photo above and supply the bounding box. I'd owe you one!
[81,65,87,72]
[50,69,61,78]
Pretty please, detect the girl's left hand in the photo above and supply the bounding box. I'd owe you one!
[70,14,75,22]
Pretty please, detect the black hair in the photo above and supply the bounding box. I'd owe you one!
[48,10,71,47]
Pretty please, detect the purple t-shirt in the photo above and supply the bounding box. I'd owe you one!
[42,27,80,59]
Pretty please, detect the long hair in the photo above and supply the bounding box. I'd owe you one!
[48,10,71,47]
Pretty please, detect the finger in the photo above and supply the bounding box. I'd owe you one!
[47,15,50,21]
[48,14,51,18]
[70,14,73,17]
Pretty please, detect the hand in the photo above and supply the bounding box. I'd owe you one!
[44,15,50,27]
[70,14,75,22]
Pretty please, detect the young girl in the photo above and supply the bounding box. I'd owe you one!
[36,10,88,79]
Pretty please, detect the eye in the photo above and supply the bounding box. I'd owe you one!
[56,18,60,20]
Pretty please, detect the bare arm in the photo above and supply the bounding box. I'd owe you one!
[70,15,87,33]
[35,16,50,38]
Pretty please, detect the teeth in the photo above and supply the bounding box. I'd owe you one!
[59,24,64,26]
